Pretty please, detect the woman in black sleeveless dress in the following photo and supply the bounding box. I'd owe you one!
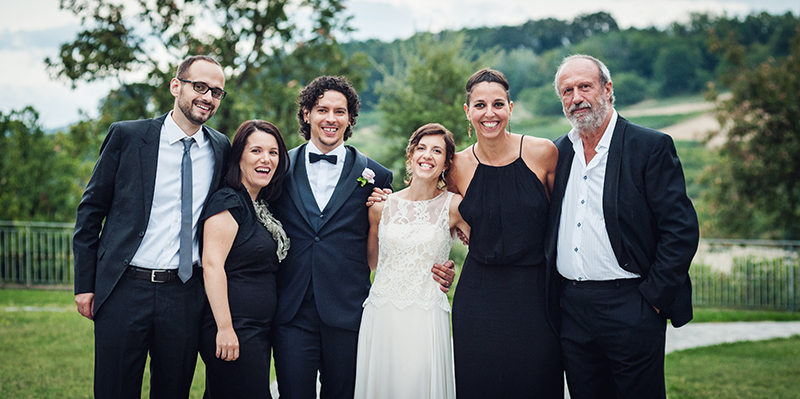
[199,120,290,398]
[448,69,563,398]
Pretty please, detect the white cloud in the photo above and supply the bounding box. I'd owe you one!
[2,0,798,128]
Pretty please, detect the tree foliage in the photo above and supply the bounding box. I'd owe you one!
[0,108,93,222]
[374,33,496,185]
[46,0,368,147]
[700,23,800,239]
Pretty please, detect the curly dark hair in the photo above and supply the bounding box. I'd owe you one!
[296,76,360,141]
[225,120,290,202]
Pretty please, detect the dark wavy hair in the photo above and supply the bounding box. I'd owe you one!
[296,76,360,141]
[405,123,456,189]
[465,68,511,105]
[224,120,289,202]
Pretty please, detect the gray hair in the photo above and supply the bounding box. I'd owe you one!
[554,54,615,106]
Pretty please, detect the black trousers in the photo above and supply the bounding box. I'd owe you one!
[272,295,359,399]
[560,279,667,399]
[93,269,205,399]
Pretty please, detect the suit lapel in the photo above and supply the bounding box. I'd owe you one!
[285,144,316,229]
[203,125,227,194]
[552,137,575,221]
[603,116,626,264]
[140,115,167,221]
[318,145,364,231]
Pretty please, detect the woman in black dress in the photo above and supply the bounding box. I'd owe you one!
[448,69,563,398]
[199,120,290,398]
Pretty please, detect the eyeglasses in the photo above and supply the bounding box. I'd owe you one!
[177,78,227,100]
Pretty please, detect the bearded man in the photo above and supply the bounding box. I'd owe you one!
[546,54,699,399]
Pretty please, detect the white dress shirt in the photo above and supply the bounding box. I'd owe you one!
[305,141,346,211]
[130,111,215,270]
[556,110,641,281]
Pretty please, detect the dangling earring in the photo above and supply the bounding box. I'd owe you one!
[441,168,446,180]
[507,120,511,134]
[466,118,472,138]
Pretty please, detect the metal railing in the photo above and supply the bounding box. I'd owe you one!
[0,221,74,286]
[691,239,798,312]
[1,221,798,312]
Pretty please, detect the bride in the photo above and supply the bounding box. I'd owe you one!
[354,123,470,399]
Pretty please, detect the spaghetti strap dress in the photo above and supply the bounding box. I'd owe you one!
[452,136,563,398]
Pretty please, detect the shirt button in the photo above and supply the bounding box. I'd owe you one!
[574,247,578,252]
[314,237,320,242]
[581,199,585,204]
[583,175,587,180]
[320,214,324,219]
[577,223,581,227]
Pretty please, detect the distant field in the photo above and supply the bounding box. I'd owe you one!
[354,95,716,144]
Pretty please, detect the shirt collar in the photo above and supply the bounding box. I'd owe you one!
[306,140,345,163]
[567,109,618,151]
[165,111,208,148]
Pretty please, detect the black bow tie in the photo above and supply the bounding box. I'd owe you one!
[310,152,337,164]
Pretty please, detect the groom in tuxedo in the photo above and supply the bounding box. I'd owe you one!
[271,76,394,399]
[547,55,699,399]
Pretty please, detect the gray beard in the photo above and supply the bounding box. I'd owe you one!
[566,99,608,134]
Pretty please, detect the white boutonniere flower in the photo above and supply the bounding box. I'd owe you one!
[357,167,376,187]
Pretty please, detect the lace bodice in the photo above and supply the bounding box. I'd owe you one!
[364,191,455,312]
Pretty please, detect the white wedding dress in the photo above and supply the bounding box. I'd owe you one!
[354,191,456,399]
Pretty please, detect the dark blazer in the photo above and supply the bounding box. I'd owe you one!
[546,115,699,327]
[73,113,230,314]
[272,144,392,332]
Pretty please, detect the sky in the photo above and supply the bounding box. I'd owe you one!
[0,0,798,130]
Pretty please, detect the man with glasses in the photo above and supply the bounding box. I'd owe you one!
[73,55,231,399]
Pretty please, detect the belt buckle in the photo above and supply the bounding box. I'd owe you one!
[150,269,168,283]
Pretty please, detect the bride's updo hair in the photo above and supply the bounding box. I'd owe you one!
[404,123,456,189]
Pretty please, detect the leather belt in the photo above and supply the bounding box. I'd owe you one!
[562,278,642,289]
[125,265,180,283]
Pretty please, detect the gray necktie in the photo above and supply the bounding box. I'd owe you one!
[179,137,195,283]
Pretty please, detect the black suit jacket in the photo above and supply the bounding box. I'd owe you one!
[272,144,392,332]
[73,113,230,314]
[546,115,699,327]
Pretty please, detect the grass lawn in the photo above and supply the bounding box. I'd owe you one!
[693,307,800,323]
[3,288,800,398]
[0,287,209,398]
[666,336,800,399]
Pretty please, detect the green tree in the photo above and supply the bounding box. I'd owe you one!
[0,108,83,222]
[700,23,800,239]
[654,43,705,96]
[374,33,496,185]
[612,72,650,106]
[46,0,368,148]
[520,85,562,117]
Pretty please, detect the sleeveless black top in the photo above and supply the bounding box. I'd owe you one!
[458,136,549,266]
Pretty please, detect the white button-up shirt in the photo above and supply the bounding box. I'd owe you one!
[305,141,346,211]
[130,111,215,270]
[556,110,640,281]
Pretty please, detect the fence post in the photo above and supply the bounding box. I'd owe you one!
[25,224,32,286]
[789,244,795,313]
